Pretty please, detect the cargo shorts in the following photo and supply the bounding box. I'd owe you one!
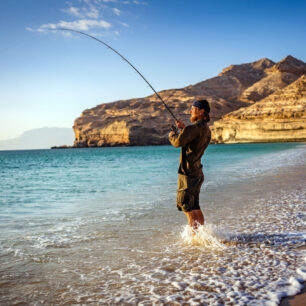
[176,173,204,212]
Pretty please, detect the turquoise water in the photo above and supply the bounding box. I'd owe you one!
[0,143,306,305]
[0,143,301,218]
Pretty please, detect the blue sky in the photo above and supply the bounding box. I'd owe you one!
[0,0,305,140]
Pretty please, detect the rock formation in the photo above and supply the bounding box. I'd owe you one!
[73,56,306,147]
[240,56,306,102]
[73,90,201,147]
[211,75,306,143]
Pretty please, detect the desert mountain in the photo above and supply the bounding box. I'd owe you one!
[240,55,306,102]
[211,75,306,143]
[0,128,74,150]
[73,56,305,147]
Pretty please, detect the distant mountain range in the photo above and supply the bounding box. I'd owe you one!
[0,127,74,150]
[72,55,306,146]
[3,55,304,150]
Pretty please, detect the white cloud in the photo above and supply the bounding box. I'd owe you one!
[26,0,141,36]
[25,27,45,33]
[119,21,129,27]
[133,0,147,5]
[86,6,99,18]
[62,6,82,17]
[113,8,120,15]
[62,3,99,19]
[60,19,111,30]
[61,31,73,37]
[92,0,118,3]
[27,19,111,32]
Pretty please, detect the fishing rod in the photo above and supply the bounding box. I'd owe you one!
[55,28,179,122]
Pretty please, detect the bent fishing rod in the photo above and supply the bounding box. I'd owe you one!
[55,28,178,122]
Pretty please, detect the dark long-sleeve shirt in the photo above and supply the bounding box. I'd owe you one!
[169,119,211,178]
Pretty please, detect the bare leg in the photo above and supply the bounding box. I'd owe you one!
[193,209,204,226]
[184,211,193,227]
[184,209,204,231]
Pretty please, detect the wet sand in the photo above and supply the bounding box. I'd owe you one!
[281,283,306,306]
[281,245,306,305]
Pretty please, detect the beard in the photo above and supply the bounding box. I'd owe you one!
[190,114,198,122]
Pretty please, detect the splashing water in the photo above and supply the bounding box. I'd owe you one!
[180,223,231,249]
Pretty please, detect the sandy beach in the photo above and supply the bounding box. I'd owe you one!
[1,144,305,305]
[281,245,306,306]
[281,283,306,306]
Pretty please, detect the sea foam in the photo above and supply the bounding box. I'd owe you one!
[180,223,231,249]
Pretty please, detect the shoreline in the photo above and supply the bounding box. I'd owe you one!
[280,283,306,306]
[50,140,306,149]
[280,245,306,306]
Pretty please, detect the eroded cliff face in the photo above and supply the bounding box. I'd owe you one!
[73,56,306,147]
[240,56,306,102]
[73,92,199,147]
[186,58,275,101]
[211,75,306,143]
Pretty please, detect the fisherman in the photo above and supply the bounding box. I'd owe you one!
[169,99,211,230]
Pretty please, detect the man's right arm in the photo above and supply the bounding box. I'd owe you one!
[169,125,197,148]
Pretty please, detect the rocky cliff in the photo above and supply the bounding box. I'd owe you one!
[240,56,306,102]
[211,75,306,143]
[73,55,306,147]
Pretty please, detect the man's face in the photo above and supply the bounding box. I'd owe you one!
[190,106,203,122]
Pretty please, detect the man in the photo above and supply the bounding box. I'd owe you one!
[168,99,211,230]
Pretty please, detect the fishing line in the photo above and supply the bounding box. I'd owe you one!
[55,28,179,122]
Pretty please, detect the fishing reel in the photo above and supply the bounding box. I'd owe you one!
[171,125,180,135]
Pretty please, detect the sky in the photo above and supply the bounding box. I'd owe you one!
[0,0,305,140]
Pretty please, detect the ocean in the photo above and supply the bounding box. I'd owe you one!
[0,143,305,305]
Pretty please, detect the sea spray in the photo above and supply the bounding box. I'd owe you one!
[180,223,232,248]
